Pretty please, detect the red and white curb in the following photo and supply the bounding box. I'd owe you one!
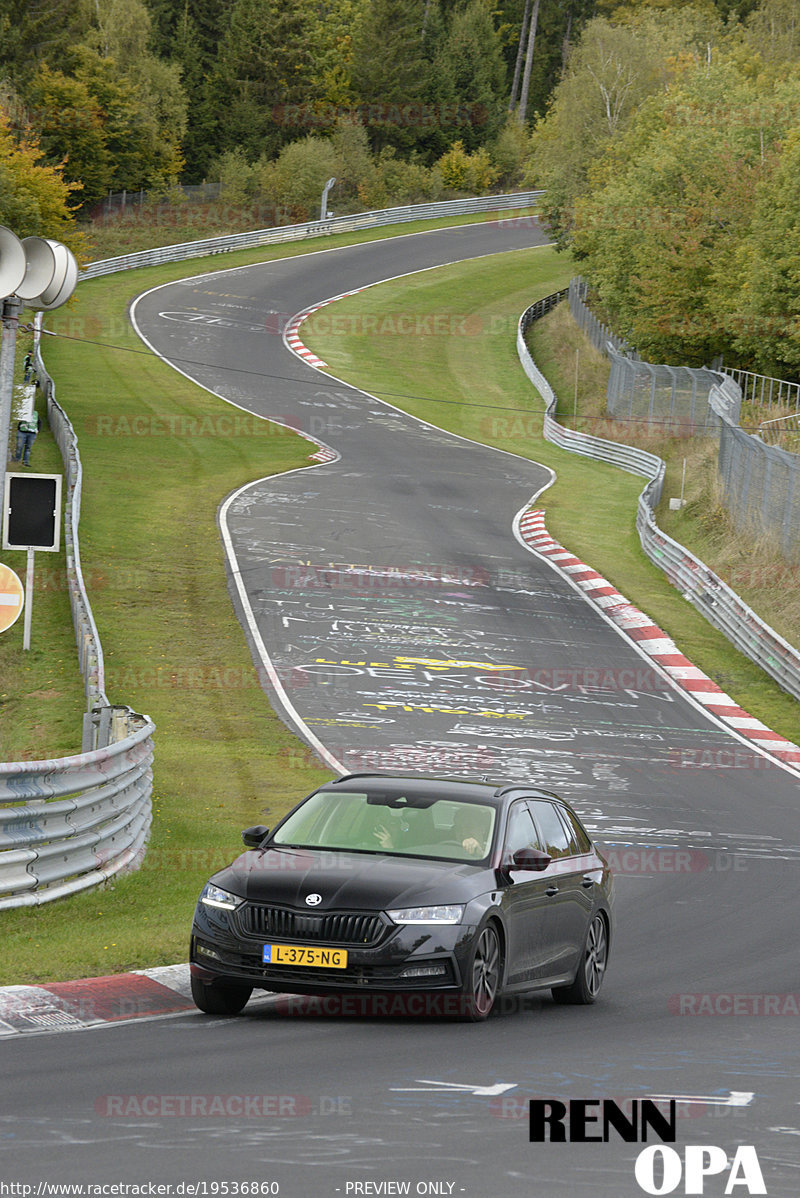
[0,964,193,1037]
[283,287,367,371]
[308,445,337,463]
[517,509,800,769]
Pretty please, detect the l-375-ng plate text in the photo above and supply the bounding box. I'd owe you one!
[262,944,348,967]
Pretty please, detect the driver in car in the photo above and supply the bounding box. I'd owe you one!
[453,807,491,857]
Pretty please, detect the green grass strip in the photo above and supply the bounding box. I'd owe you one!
[1,330,89,762]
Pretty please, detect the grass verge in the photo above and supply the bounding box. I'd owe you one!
[1,330,89,761]
[301,247,800,746]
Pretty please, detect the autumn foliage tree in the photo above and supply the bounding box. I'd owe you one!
[0,108,78,242]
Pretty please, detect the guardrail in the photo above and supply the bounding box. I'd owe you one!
[0,321,156,909]
[0,711,154,909]
[79,190,544,280]
[518,294,800,706]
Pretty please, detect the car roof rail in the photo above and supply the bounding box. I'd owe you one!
[327,772,391,783]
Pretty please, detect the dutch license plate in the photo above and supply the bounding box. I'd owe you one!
[262,944,348,968]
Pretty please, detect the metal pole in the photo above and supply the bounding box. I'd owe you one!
[0,295,23,508]
[23,546,34,650]
[320,177,336,221]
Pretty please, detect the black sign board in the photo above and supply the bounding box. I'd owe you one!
[3,472,62,552]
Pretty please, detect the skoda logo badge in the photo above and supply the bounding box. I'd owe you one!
[305,893,322,906]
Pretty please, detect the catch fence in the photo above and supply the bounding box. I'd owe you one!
[570,277,799,563]
[518,292,800,704]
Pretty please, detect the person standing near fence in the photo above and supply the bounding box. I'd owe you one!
[13,408,40,466]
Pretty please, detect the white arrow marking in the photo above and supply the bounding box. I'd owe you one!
[390,1079,517,1097]
[648,1091,754,1107]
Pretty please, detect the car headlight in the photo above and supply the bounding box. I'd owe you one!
[200,883,242,910]
[387,904,464,925]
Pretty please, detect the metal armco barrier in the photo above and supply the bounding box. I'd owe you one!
[0,711,154,909]
[79,191,544,280]
[518,294,800,706]
[0,321,156,908]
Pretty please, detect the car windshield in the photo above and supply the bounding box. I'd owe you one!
[271,790,496,863]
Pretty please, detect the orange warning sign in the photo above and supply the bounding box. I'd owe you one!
[0,562,25,633]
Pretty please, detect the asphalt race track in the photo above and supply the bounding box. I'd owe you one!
[3,223,799,1197]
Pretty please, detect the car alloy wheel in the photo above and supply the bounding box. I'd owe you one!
[552,912,608,1005]
[461,923,501,1021]
[584,913,608,997]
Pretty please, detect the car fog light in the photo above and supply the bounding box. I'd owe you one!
[400,964,448,978]
[196,943,222,961]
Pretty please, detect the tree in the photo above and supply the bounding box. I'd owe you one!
[0,0,92,85]
[25,64,113,206]
[349,0,434,153]
[72,46,186,195]
[0,109,78,241]
[257,136,339,220]
[529,6,724,245]
[728,102,800,375]
[438,0,508,150]
[741,0,800,62]
[516,0,541,124]
[571,59,792,365]
[212,0,319,162]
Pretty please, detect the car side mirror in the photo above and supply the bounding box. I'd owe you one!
[242,825,269,849]
[511,846,551,871]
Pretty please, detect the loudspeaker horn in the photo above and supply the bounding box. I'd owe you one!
[16,237,57,301]
[0,226,26,299]
[28,241,78,310]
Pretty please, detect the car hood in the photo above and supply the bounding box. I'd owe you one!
[212,846,491,910]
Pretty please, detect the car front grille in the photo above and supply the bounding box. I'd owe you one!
[238,905,386,946]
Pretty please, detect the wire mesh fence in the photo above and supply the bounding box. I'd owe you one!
[710,385,800,564]
[605,346,725,434]
[570,276,800,563]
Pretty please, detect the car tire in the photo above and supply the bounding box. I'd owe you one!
[458,922,502,1022]
[552,912,608,1006]
[191,974,253,1015]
